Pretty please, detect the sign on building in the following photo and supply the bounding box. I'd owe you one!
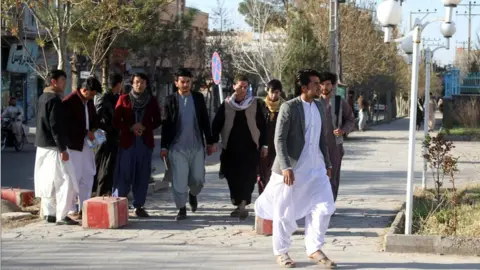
[7,40,39,74]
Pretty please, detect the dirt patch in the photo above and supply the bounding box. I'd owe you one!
[2,198,42,231]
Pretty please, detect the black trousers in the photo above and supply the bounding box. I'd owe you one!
[226,172,257,206]
[93,140,118,196]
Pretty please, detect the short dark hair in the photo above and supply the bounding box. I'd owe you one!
[109,74,123,89]
[46,69,67,85]
[81,76,102,93]
[174,68,193,81]
[131,73,149,84]
[319,72,338,85]
[267,79,282,92]
[294,69,320,97]
[234,73,249,84]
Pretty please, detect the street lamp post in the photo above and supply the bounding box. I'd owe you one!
[421,31,454,190]
[376,0,460,235]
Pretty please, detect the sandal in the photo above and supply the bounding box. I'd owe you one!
[308,250,336,269]
[276,253,296,268]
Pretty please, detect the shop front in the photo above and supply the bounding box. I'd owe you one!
[5,40,39,122]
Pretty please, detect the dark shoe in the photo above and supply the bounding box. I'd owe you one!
[189,193,198,213]
[238,209,249,221]
[68,211,81,220]
[44,215,56,223]
[230,207,240,217]
[56,216,80,226]
[176,207,187,221]
[135,208,150,218]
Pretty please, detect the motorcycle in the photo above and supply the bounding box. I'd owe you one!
[1,113,27,152]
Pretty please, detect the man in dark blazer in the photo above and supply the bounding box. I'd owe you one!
[255,69,336,268]
[161,68,216,220]
[92,74,122,196]
[63,76,101,219]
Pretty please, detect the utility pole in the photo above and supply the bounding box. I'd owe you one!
[409,10,437,29]
[329,0,339,75]
[329,0,346,82]
[456,1,480,63]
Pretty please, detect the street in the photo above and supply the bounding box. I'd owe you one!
[1,140,36,190]
[2,116,480,269]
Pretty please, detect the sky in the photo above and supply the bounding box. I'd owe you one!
[186,0,480,65]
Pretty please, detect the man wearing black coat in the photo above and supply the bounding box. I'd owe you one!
[93,74,123,196]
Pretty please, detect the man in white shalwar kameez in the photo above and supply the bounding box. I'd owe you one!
[63,77,101,218]
[34,70,79,225]
[255,69,336,268]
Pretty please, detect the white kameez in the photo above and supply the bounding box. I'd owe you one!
[69,102,96,213]
[255,99,335,256]
[34,147,78,221]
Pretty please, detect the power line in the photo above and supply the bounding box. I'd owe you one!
[455,1,480,62]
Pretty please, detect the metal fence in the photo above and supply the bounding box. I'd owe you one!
[444,68,480,97]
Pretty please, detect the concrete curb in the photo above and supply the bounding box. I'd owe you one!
[384,209,480,256]
[1,212,33,222]
[443,135,480,142]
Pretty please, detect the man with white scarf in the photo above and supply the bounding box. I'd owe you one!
[255,69,336,268]
[34,70,79,225]
[212,74,267,220]
[63,77,101,219]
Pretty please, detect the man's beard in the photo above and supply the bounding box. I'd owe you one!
[321,90,332,96]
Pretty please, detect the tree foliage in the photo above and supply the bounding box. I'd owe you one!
[70,0,138,74]
[280,10,328,93]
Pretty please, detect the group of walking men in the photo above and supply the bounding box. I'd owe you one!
[34,67,354,268]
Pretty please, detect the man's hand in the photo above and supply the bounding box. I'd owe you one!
[132,123,145,136]
[87,131,95,141]
[333,128,344,136]
[327,168,332,178]
[160,149,168,159]
[133,129,143,136]
[206,144,216,156]
[261,147,268,158]
[282,169,295,186]
[207,143,218,156]
[60,151,69,161]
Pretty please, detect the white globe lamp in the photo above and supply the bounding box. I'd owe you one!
[376,0,403,43]
[440,21,456,38]
[400,35,414,55]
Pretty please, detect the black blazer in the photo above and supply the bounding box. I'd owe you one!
[161,91,214,150]
[95,91,119,141]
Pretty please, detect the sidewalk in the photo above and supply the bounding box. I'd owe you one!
[2,116,480,269]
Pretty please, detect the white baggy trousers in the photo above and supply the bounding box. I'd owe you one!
[255,170,335,256]
[69,140,96,213]
[34,147,78,221]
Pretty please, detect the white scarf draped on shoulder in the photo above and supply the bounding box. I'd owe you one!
[226,93,255,111]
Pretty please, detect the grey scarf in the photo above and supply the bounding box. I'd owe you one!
[129,90,151,110]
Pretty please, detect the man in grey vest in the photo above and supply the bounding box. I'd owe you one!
[212,74,267,220]
[317,72,355,202]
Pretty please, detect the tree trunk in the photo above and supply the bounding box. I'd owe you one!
[101,33,113,90]
[101,51,110,90]
[57,31,68,70]
[71,49,80,91]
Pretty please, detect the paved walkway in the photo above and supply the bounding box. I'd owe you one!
[2,116,480,269]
